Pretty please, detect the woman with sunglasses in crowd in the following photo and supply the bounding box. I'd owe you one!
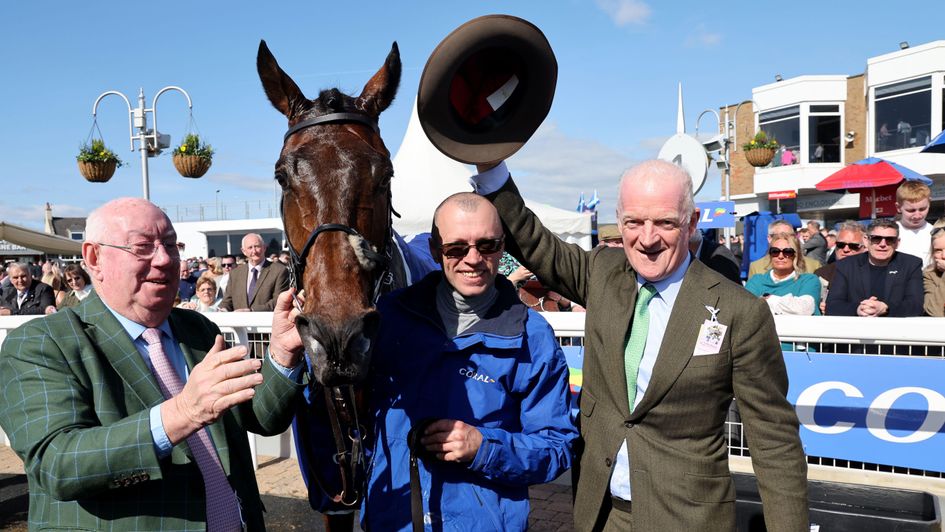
[58,264,93,309]
[923,224,945,317]
[745,232,821,316]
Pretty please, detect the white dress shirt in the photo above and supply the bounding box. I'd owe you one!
[610,253,691,500]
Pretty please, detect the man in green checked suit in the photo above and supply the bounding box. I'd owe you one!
[471,160,808,531]
[0,198,306,531]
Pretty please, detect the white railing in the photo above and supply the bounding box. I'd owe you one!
[1,313,943,485]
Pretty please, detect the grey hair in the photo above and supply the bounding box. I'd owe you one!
[616,160,695,219]
[6,262,29,275]
[835,220,866,236]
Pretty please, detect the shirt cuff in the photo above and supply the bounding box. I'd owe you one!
[150,405,173,459]
[268,349,303,382]
[468,161,510,196]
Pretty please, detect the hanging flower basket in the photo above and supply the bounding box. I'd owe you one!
[172,133,213,178]
[744,147,776,167]
[76,139,122,183]
[78,160,117,182]
[172,154,212,178]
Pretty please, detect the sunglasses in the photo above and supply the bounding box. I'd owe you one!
[868,235,898,245]
[437,238,504,259]
[221,263,236,269]
[836,241,862,251]
[768,247,797,258]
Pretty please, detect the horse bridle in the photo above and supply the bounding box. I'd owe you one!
[279,111,395,508]
[279,111,395,303]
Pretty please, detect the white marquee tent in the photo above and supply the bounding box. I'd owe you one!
[391,101,593,249]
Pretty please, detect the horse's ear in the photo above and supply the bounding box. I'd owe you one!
[257,40,308,119]
[356,42,401,118]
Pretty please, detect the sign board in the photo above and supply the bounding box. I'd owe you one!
[859,184,898,218]
[657,134,708,195]
[768,190,797,200]
[696,201,735,229]
[785,351,945,473]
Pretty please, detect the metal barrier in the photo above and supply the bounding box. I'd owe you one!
[1,313,943,486]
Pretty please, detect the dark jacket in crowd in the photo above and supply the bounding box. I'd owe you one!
[825,252,924,316]
[0,279,56,315]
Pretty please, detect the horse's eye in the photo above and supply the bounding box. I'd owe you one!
[274,172,287,188]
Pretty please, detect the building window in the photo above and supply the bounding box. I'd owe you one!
[808,105,841,163]
[760,105,800,167]
[874,76,931,152]
[69,231,84,241]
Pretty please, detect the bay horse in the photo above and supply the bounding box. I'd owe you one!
[256,40,405,531]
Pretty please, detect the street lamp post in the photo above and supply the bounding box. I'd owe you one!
[696,109,731,241]
[91,86,194,201]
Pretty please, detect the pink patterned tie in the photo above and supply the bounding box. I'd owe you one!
[142,328,243,532]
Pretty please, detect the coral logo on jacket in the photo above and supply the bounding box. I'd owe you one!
[459,368,496,384]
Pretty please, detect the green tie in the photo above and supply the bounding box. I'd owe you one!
[625,284,657,412]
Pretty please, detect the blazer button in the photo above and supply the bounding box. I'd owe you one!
[624,422,634,429]
[605,457,613,467]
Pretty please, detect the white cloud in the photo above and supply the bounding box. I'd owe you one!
[684,24,723,47]
[595,0,652,27]
[0,202,88,230]
[507,123,637,222]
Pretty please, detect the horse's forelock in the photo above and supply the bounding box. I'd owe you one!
[317,88,355,113]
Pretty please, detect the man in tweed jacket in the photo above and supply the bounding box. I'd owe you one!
[471,160,808,531]
[0,198,306,531]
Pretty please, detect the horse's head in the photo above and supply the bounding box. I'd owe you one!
[257,40,400,387]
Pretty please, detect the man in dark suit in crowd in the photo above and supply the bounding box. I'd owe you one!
[825,218,924,317]
[690,229,742,285]
[814,221,867,314]
[0,197,306,530]
[471,159,807,530]
[219,232,289,311]
[0,262,56,315]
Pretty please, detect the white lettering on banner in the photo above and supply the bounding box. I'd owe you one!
[866,387,945,443]
[796,381,863,434]
[795,382,945,443]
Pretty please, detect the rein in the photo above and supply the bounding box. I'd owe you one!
[280,111,396,509]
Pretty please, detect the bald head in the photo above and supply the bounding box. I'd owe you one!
[85,197,171,244]
[431,193,501,244]
[616,160,695,220]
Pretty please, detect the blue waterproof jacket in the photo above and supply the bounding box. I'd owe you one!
[361,272,577,531]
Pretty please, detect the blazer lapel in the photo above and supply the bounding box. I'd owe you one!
[884,253,900,302]
[631,261,720,418]
[169,313,232,475]
[78,294,164,410]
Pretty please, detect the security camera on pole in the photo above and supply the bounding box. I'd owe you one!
[88,86,202,200]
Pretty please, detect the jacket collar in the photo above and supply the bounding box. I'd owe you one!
[392,271,527,343]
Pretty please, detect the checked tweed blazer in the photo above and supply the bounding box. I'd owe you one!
[0,292,304,531]
[488,179,808,531]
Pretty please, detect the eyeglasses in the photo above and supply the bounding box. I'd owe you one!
[768,247,797,258]
[221,262,236,269]
[931,227,945,237]
[97,241,184,260]
[836,241,863,251]
[868,235,898,246]
[437,238,504,259]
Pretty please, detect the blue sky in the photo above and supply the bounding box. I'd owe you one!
[1,1,942,228]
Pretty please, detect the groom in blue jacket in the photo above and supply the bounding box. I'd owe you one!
[362,192,577,531]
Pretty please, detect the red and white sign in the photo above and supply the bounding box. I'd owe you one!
[768,190,797,200]
[859,184,898,218]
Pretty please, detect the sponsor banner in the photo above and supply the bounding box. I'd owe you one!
[696,201,736,229]
[768,190,797,200]
[785,352,945,473]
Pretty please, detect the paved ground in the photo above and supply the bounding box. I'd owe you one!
[0,444,574,531]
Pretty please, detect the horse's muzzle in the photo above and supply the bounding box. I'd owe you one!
[295,310,380,387]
